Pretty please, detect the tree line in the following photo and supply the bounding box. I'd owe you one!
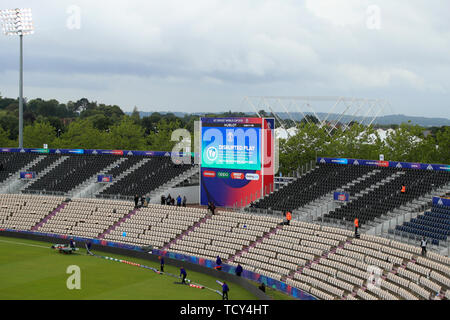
[0,95,448,174]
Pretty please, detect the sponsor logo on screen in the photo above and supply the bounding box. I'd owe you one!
[245,173,259,181]
[206,146,219,162]
[203,171,216,178]
[102,176,111,182]
[217,172,229,179]
[231,172,244,180]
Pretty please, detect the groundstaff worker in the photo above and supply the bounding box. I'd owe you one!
[159,256,165,273]
[222,282,229,300]
[180,266,187,284]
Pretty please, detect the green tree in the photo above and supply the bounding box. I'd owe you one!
[87,114,114,131]
[382,123,433,163]
[131,106,141,124]
[435,126,450,164]
[147,119,183,151]
[0,112,19,140]
[107,118,146,150]
[279,123,329,175]
[0,127,15,147]
[55,119,107,149]
[23,121,57,148]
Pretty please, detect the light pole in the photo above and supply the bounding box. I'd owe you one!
[0,8,34,148]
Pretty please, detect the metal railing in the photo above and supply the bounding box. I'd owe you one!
[383,229,450,257]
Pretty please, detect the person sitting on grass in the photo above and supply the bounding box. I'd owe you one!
[259,282,266,293]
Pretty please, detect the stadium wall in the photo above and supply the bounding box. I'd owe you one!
[157,186,199,205]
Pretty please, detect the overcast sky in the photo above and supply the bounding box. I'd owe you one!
[0,0,449,117]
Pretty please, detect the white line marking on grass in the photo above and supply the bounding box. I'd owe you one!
[0,239,50,249]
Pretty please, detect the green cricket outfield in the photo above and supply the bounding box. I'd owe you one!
[0,235,292,300]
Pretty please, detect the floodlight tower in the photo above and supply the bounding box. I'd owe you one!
[0,8,34,148]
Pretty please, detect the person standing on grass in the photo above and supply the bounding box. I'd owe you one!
[180,266,187,284]
[159,256,165,273]
[182,196,187,207]
[222,282,229,300]
[86,241,92,254]
[235,264,243,277]
[69,238,76,249]
[177,195,182,206]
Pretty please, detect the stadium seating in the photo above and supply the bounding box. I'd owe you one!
[0,152,195,197]
[326,168,450,224]
[0,194,65,230]
[37,198,135,239]
[168,210,283,262]
[0,194,449,300]
[26,154,63,176]
[99,156,194,197]
[254,163,375,211]
[0,152,41,184]
[395,202,450,245]
[253,161,450,228]
[0,151,449,301]
[103,204,208,249]
[24,155,120,194]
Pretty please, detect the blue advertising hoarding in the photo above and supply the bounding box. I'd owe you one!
[334,192,350,202]
[0,147,194,158]
[20,172,36,179]
[433,197,450,207]
[97,175,113,183]
[318,157,450,172]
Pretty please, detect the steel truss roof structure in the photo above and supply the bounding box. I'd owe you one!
[242,96,391,138]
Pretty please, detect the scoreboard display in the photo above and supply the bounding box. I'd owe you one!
[201,117,261,170]
[200,117,274,207]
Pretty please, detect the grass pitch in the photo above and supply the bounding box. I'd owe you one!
[0,235,260,300]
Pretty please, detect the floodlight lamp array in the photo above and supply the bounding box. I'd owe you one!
[0,8,34,36]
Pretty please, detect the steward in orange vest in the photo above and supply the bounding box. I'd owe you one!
[401,186,406,193]
[354,218,359,237]
[286,211,292,225]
